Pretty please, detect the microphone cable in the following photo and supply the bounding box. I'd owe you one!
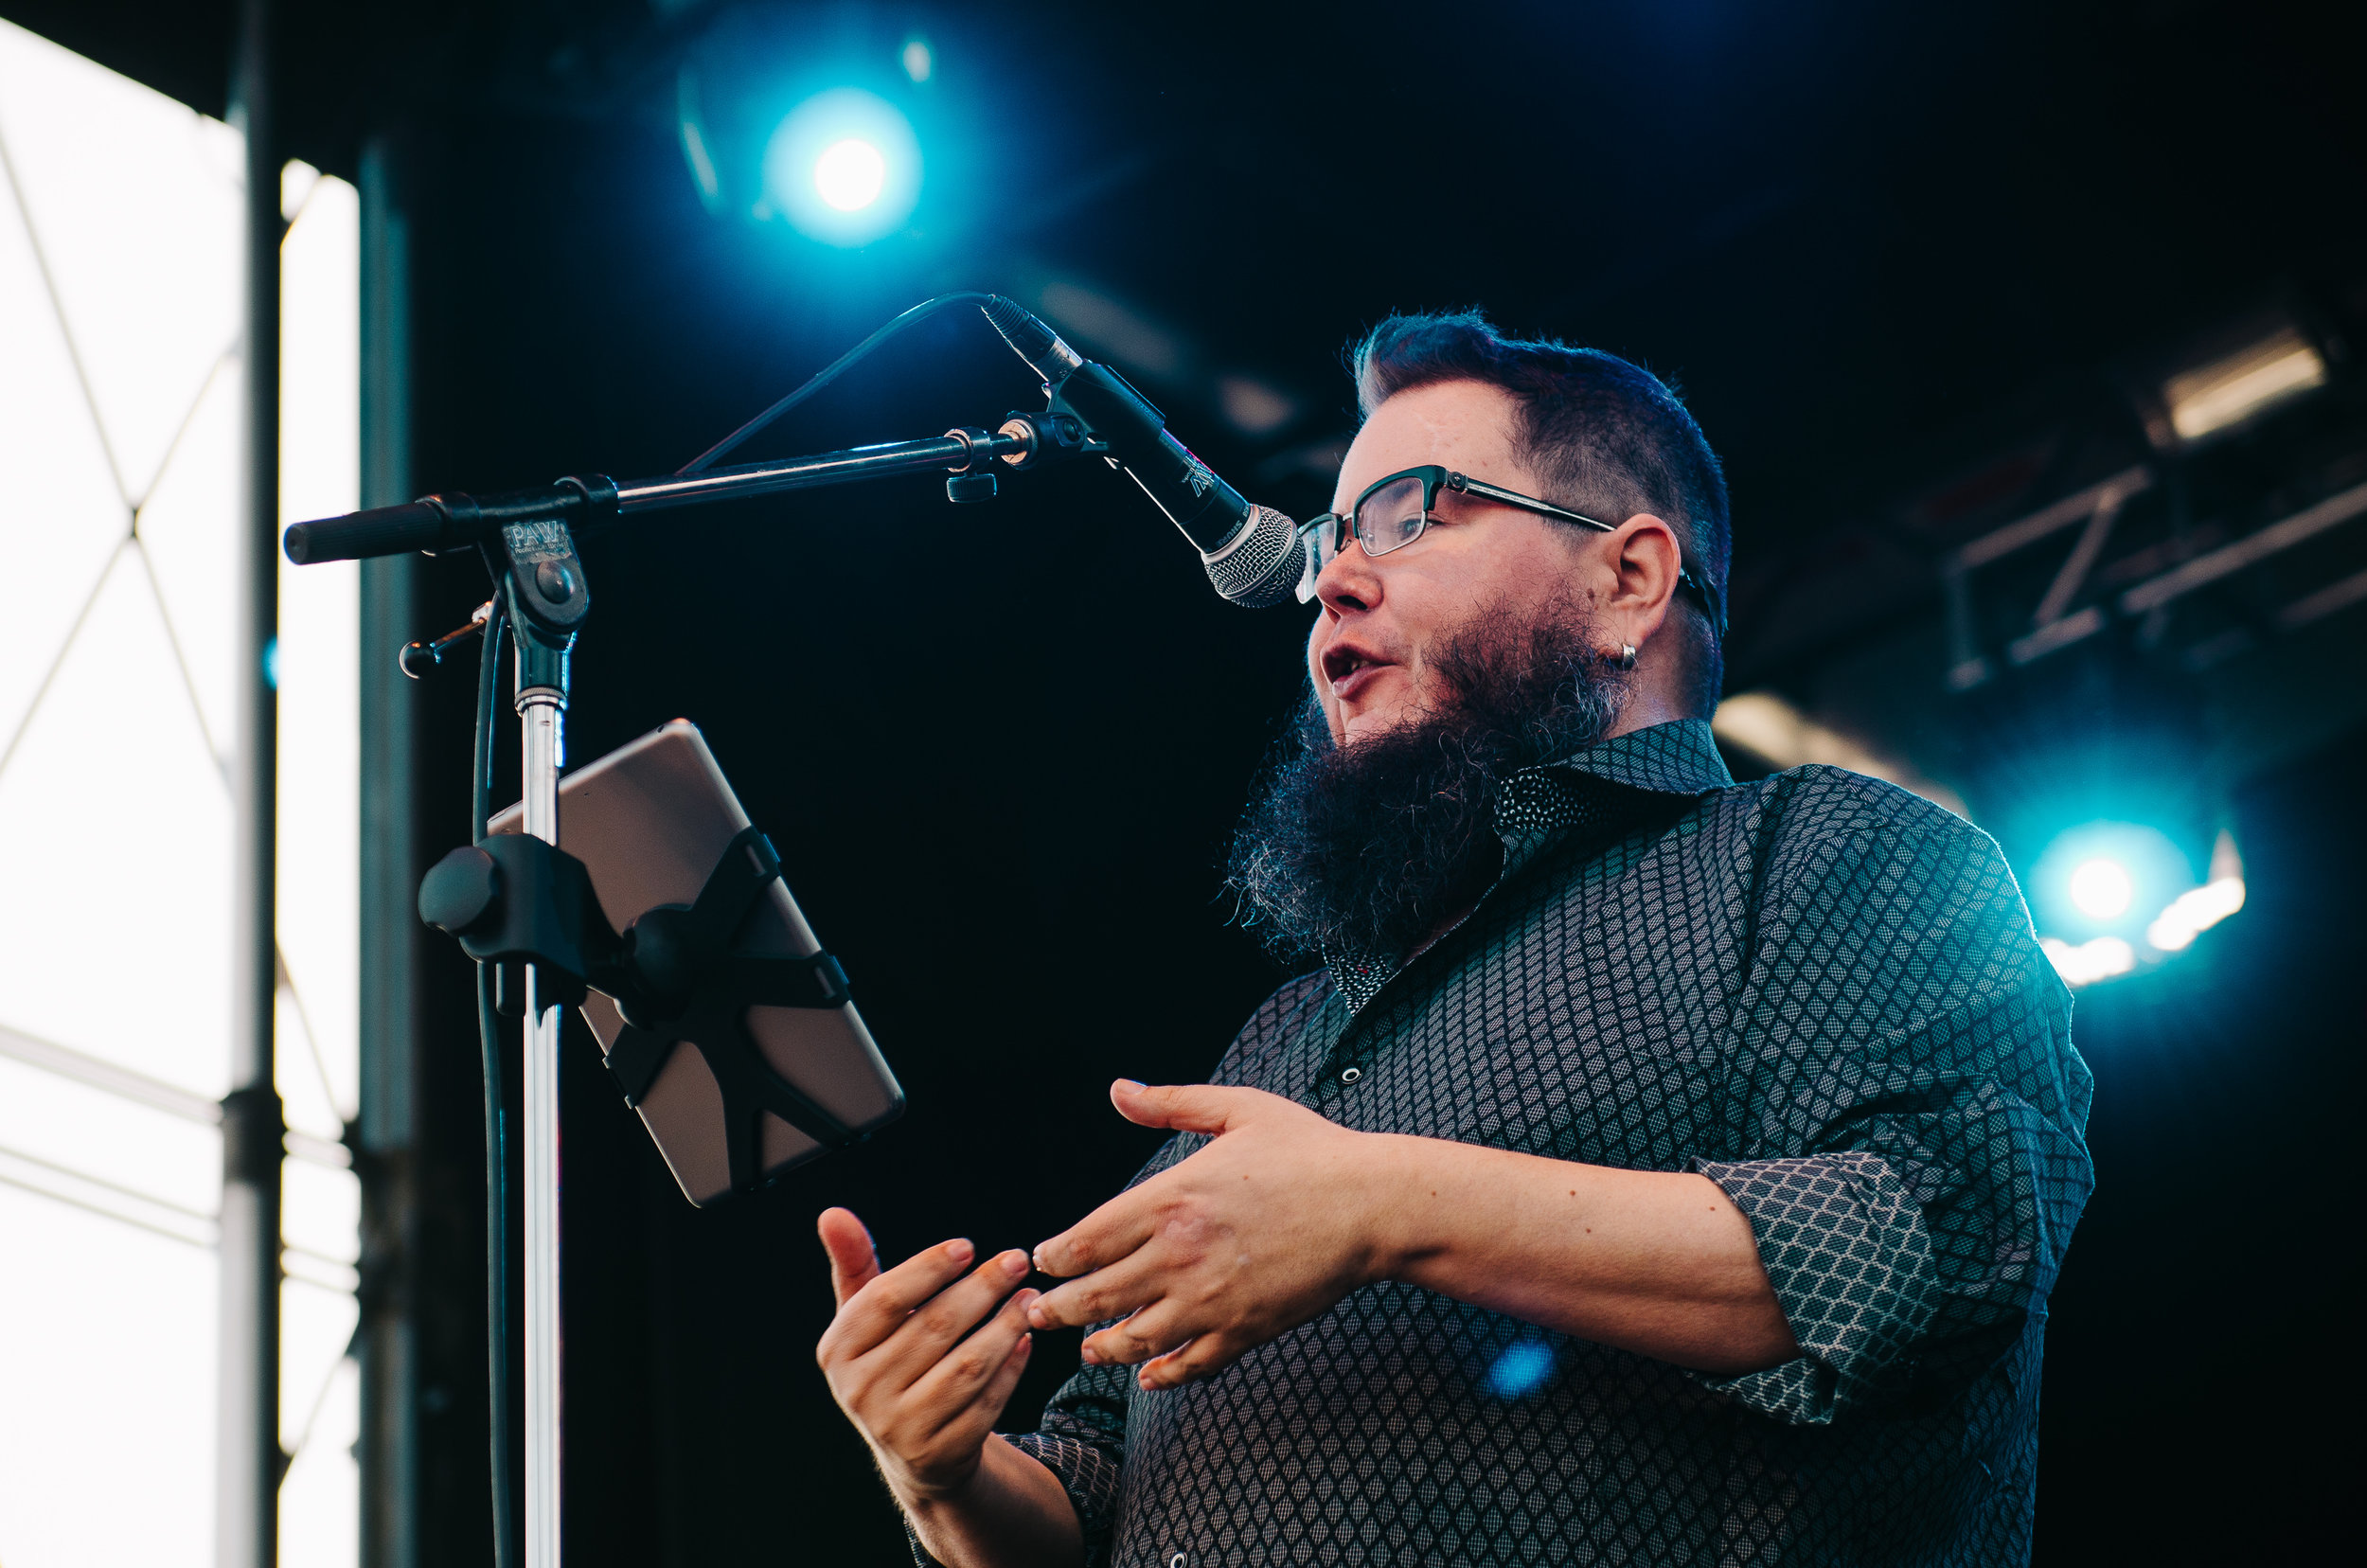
[472,600,519,1568]
[675,291,1000,475]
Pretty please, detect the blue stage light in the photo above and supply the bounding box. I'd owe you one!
[2027,820,2249,986]
[2068,857,2134,918]
[761,88,921,245]
[2032,823,2188,938]
[813,138,887,211]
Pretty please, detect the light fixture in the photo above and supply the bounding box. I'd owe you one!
[2163,323,2328,444]
[759,87,922,246]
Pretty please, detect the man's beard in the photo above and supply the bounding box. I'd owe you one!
[1224,594,1630,968]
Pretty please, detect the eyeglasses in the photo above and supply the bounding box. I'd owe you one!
[1295,464,1724,635]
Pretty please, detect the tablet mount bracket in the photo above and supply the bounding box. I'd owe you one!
[418,822,863,1190]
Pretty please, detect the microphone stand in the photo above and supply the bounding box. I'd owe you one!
[288,408,1092,1568]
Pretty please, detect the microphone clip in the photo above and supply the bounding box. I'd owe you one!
[993,408,1099,471]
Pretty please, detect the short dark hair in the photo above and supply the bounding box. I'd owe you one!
[1349,310,1729,715]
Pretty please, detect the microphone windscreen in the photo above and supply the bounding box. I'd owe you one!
[1201,505,1304,608]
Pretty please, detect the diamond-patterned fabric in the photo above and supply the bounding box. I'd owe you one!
[918,719,2091,1567]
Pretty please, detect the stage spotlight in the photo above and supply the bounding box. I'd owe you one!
[2032,823,2186,935]
[813,138,886,210]
[901,37,934,83]
[2068,858,2133,918]
[760,87,921,245]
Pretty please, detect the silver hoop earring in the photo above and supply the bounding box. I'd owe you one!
[1616,643,1638,670]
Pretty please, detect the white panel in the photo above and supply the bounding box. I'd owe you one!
[0,1185,216,1568]
[0,21,365,1563]
[0,19,242,504]
[283,1155,361,1268]
[0,146,127,750]
[0,1054,221,1217]
[133,356,245,767]
[280,1357,361,1568]
[276,168,365,1568]
[280,1275,360,1441]
[277,987,347,1144]
[277,172,361,1140]
[0,549,234,1094]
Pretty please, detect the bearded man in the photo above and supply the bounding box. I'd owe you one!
[814,311,2095,1567]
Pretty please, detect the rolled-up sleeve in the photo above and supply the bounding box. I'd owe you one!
[1684,801,2094,1425]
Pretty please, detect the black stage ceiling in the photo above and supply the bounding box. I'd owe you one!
[9,2,2365,1562]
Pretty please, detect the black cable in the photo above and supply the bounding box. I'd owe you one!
[472,603,517,1568]
[674,291,999,475]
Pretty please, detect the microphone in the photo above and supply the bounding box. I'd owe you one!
[981,297,1305,608]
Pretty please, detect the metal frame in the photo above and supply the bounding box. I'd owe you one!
[220,2,283,1564]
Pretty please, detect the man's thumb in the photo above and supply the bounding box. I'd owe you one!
[817,1207,881,1305]
[1111,1079,1240,1135]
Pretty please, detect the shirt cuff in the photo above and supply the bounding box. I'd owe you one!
[902,1430,1124,1568]
[1685,1150,1940,1424]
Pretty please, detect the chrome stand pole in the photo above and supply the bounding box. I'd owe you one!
[516,682,565,1568]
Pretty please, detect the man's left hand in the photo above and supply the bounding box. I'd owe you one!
[1025,1079,1398,1391]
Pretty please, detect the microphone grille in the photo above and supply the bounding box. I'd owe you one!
[1201,506,1305,608]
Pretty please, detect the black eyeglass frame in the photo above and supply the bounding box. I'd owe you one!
[1296,464,1725,636]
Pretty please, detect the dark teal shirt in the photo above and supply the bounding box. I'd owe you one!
[958,720,2093,1568]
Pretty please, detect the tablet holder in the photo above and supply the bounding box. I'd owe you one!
[417,824,862,1192]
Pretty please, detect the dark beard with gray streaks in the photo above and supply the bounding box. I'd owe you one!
[1224,595,1629,967]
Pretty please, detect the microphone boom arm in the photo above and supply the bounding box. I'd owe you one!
[282,421,1051,565]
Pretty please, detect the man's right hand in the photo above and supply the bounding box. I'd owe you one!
[815,1207,1041,1510]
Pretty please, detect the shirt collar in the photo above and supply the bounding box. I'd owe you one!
[1324,720,1733,1012]
[1533,718,1735,798]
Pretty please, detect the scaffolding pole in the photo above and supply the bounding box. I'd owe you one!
[219,0,283,1565]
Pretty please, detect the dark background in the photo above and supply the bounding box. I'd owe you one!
[13,2,2367,1562]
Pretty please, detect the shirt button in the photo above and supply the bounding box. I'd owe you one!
[1170,1555,1188,1568]
[1338,1066,1362,1084]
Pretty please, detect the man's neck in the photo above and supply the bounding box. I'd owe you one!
[1606,689,1688,739]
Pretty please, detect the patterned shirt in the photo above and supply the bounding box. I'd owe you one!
[922,719,2093,1568]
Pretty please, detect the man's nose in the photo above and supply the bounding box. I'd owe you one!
[1312,534,1381,615]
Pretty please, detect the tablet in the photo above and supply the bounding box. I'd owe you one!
[489,720,903,1205]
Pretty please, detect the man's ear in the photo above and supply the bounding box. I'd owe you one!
[1605,513,1683,648]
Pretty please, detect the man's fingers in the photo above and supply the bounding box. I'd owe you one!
[906,1287,1039,1433]
[1135,1331,1250,1392]
[822,1237,979,1363]
[1110,1078,1255,1135]
[926,1321,1038,1463]
[1080,1298,1192,1367]
[817,1207,881,1308]
[1032,1189,1159,1281]
[866,1248,1034,1389]
[1027,1249,1165,1332]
